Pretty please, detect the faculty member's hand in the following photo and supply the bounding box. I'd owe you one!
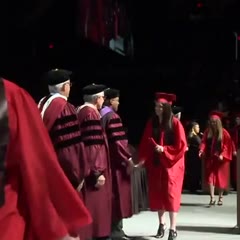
[126,158,134,175]
[219,155,223,161]
[95,175,105,188]
[76,180,84,192]
[134,160,145,168]
[199,151,204,158]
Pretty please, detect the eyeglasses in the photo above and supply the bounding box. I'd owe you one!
[65,82,73,87]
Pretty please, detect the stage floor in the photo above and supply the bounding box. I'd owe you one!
[124,193,239,240]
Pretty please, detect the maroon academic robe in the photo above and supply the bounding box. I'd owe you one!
[138,116,187,212]
[100,106,132,222]
[0,79,92,240]
[38,94,85,188]
[200,128,233,189]
[77,104,112,238]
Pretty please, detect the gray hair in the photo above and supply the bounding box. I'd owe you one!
[83,91,104,103]
[48,80,70,94]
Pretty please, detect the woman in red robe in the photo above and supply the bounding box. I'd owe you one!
[139,93,187,240]
[0,78,92,240]
[199,111,233,206]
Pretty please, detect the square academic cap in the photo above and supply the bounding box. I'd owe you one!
[44,69,72,86]
[82,83,107,95]
[155,92,176,105]
[209,111,224,119]
[104,88,120,99]
[172,106,183,114]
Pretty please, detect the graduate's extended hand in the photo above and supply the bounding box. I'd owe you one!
[219,155,223,161]
[155,145,164,153]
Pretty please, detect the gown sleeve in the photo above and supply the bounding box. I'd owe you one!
[14,86,92,240]
[106,113,131,165]
[221,129,233,161]
[161,117,187,168]
[79,111,107,174]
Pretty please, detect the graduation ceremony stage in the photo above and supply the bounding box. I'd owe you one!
[123,193,239,240]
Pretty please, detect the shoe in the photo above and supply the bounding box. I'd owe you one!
[217,197,223,206]
[155,223,166,238]
[168,229,177,240]
[209,197,216,206]
[111,230,125,239]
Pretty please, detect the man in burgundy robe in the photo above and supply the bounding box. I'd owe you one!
[138,93,187,240]
[76,84,112,240]
[199,111,233,206]
[38,69,85,190]
[100,88,133,238]
[0,78,92,240]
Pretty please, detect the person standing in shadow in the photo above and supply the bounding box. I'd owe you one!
[185,121,202,193]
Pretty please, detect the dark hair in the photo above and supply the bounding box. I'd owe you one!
[189,121,199,128]
[152,103,174,146]
[162,102,173,130]
[207,118,223,141]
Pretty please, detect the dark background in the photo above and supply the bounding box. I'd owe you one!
[1,0,240,144]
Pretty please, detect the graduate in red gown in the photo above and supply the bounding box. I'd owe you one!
[139,93,187,240]
[38,69,85,190]
[100,88,133,238]
[0,78,92,240]
[199,111,233,206]
[76,84,112,240]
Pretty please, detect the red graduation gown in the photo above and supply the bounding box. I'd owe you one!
[139,117,187,212]
[0,79,92,240]
[38,96,85,188]
[77,104,112,238]
[100,107,132,222]
[200,128,233,189]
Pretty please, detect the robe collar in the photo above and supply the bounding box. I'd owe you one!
[77,102,101,117]
[100,106,114,117]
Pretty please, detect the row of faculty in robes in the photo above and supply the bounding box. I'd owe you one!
[38,69,134,240]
